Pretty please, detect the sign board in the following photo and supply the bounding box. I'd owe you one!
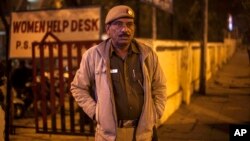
[10,6,101,58]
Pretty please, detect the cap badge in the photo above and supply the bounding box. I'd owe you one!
[127,9,133,16]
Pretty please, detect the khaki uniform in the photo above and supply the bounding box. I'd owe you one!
[71,39,167,141]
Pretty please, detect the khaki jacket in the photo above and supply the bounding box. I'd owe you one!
[71,39,167,141]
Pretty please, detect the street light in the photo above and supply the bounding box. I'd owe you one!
[228,14,233,32]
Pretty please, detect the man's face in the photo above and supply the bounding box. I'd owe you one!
[106,18,135,49]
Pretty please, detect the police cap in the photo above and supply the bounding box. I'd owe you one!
[105,5,135,24]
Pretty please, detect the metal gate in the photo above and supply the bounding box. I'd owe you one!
[31,32,100,135]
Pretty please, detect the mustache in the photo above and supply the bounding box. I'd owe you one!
[119,33,130,37]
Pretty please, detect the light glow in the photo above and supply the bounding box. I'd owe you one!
[228,14,233,31]
[27,0,38,2]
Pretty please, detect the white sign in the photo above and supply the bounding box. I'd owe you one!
[10,7,101,58]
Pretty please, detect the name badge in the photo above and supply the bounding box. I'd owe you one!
[110,69,118,73]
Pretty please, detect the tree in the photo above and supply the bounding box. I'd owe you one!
[233,0,250,44]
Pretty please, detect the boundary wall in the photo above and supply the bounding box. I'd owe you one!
[137,38,237,125]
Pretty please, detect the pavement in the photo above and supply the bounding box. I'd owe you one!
[5,47,250,141]
[157,47,250,141]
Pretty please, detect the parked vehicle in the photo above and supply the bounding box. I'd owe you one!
[12,81,33,118]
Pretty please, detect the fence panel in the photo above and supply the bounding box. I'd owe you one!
[32,36,100,135]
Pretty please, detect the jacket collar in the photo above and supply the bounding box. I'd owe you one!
[109,41,140,57]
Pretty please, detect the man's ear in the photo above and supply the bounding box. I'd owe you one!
[105,24,110,36]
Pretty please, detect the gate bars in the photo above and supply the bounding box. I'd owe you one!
[32,32,100,135]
